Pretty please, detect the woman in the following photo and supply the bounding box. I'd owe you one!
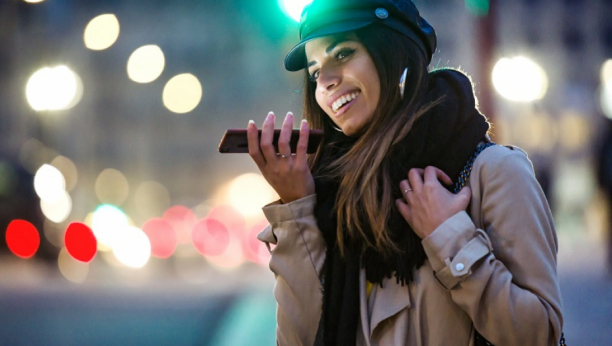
[247,0,564,345]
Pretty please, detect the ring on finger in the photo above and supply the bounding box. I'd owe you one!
[278,153,291,158]
[403,188,413,197]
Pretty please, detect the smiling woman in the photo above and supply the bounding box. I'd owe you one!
[305,34,380,136]
[246,0,565,345]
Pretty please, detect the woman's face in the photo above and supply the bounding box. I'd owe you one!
[305,34,380,136]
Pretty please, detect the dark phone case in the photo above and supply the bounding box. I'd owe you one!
[218,129,324,153]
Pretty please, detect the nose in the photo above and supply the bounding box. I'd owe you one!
[317,65,341,92]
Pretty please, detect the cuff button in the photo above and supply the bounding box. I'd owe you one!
[455,263,465,271]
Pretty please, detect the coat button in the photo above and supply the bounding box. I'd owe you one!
[455,263,465,272]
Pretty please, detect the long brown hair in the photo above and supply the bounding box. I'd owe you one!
[304,23,437,257]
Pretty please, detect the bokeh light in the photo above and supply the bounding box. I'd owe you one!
[204,236,245,270]
[40,190,72,223]
[43,220,64,248]
[162,73,202,114]
[112,226,151,268]
[558,111,590,151]
[127,45,165,83]
[58,248,89,284]
[192,218,230,256]
[207,205,245,235]
[50,156,78,192]
[91,204,129,249]
[134,181,171,219]
[64,222,97,262]
[6,220,40,259]
[492,56,548,102]
[162,205,198,244]
[26,65,83,111]
[34,164,66,203]
[244,219,272,265]
[142,218,176,258]
[24,0,46,3]
[601,82,612,120]
[95,168,129,206]
[227,173,278,218]
[84,14,120,50]
[278,0,313,22]
[601,59,612,84]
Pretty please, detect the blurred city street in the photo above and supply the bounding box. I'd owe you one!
[1,0,612,345]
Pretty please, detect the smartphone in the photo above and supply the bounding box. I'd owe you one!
[218,129,324,154]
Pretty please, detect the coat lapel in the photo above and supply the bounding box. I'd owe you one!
[360,269,412,340]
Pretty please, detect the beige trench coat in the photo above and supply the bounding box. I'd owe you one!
[258,145,564,346]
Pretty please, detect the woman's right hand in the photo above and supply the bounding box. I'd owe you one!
[247,111,315,204]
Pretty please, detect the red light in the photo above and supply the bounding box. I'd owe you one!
[163,205,197,244]
[244,219,272,264]
[64,222,97,262]
[6,219,40,259]
[142,218,176,258]
[207,205,245,235]
[192,218,230,256]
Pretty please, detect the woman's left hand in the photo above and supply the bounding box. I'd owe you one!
[395,166,472,239]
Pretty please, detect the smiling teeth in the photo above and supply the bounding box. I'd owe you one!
[332,92,359,112]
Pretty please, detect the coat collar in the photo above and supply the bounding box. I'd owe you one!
[359,269,412,340]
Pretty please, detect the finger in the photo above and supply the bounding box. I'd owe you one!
[408,168,424,192]
[395,198,412,222]
[424,166,453,186]
[247,120,266,168]
[456,186,472,207]
[295,119,310,163]
[399,179,413,200]
[277,112,293,158]
[260,112,277,161]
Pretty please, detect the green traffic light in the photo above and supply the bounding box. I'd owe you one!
[278,0,313,22]
[465,0,489,16]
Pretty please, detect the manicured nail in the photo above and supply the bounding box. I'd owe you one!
[248,119,255,125]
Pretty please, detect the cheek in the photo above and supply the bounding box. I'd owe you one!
[315,91,329,114]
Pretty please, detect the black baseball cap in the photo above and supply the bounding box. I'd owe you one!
[284,0,437,71]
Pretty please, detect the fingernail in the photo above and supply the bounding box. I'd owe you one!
[287,112,293,117]
[266,112,274,120]
[248,119,255,125]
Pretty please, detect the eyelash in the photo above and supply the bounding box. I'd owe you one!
[308,48,356,82]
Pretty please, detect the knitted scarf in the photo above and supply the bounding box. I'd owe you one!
[312,69,490,346]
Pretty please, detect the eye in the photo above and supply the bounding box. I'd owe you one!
[335,48,355,60]
[308,69,320,82]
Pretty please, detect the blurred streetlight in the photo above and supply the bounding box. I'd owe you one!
[127,45,165,83]
[84,14,120,51]
[278,0,312,22]
[600,59,612,119]
[492,56,548,102]
[162,73,202,114]
[26,66,83,111]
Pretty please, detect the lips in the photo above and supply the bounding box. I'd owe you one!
[328,90,360,113]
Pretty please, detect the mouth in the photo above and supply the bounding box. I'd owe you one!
[331,91,360,114]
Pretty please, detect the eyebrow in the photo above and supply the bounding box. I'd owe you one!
[307,38,353,68]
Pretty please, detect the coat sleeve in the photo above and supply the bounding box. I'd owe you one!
[421,146,564,346]
[257,194,326,346]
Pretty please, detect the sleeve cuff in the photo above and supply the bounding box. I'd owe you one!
[422,211,493,290]
[262,194,317,223]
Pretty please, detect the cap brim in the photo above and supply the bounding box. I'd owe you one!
[284,20,372,72]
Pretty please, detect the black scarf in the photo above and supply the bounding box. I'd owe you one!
[312,69,490,346]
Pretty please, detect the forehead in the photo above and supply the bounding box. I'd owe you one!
[304,33,358,60]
